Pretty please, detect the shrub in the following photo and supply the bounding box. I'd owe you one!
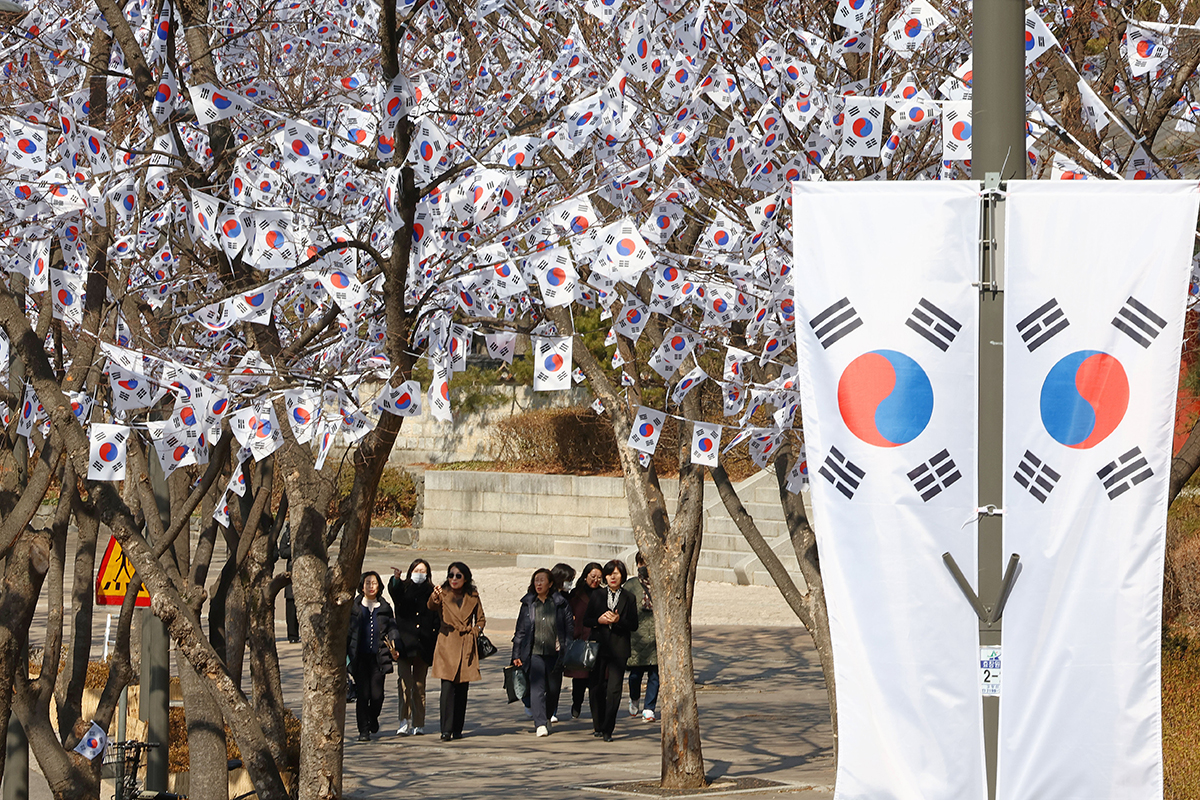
[492,408,620,473]
[330,466,418,527]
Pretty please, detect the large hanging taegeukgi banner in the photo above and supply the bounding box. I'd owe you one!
[793,183,986,800]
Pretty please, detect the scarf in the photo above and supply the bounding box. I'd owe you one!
[607,587,620,611]
[638,566,653,612]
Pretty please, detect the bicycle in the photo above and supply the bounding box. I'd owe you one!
[105,741,186,800]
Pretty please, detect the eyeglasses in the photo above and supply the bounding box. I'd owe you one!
[449,572,464,579]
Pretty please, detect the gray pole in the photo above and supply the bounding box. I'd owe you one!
[140,456,172,791]
[973,2,1026,799]
[4,711,27,800]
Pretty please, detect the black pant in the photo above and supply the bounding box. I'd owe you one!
[284,587,299,641]
[439,680,469,736]
[352,658,385,736]
[571,677,589,712]
[528,653,561,727]
[589,657,625,736]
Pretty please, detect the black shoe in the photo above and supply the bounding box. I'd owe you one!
[357,734,370,742]
[571,706,581,719]
[440,733,452,741]
[287,637,300,643]
[451,732,463,740]
[603,733,613,742]
[370,719,379,734]
[593,730,604,737]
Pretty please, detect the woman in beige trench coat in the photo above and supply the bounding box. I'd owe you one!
[428,561,486,740]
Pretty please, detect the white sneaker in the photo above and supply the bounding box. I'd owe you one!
[536,725,549,737]
[396,721,410,735]
[412,727,424,736]
[629,699,642,717]
[643,709,656,721]
[550,716,559,723]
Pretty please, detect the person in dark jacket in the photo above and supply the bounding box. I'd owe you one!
[347,571,400,741]
[566,562,603,719]
[279,524,299,643]
[388,558,438,735]
[511,568,574,736]
[625,553,659,721]
[583,559,638,741]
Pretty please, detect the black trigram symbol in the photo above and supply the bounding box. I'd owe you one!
[907,449,962,501]
[1112,296,1167,348]
[906,298,962,351]
[818,446,865,499]
[1016,298,1069,352]
[1097,447,1153,499]
[810,297,862,349]
[1014,450,1060,503]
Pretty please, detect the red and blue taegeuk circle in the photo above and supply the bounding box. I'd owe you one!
[837,350,934,447]
[1040,350,1128,449]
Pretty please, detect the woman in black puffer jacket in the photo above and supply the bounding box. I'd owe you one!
[388,558,439,735]
[510,568,573,737]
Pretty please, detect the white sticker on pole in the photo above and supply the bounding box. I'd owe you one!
[980,647,1001,697]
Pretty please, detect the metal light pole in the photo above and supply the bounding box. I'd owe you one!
[973,2,1026,798]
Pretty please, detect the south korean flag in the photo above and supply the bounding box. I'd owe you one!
[997,182,1200,800]
[941,101,972,161]
[885,0,945,58]
[283,388,321,443]
[648,324,696,380]
[598,220,654,285]
[88,424,129,481]
[428,358,452,422]
[530,248,578,308]
[376,380,423,417]
[792,183,983,800]
[690,422,721,467]
[532,336,572,392]
[833,0,874,32]
[1125,24,1170,77]
[145,418,198,477]
[627,406,666,455]
[231,401,285,461]
[107,365,154,411]
[49,269,84,326]
[483,332,517,364]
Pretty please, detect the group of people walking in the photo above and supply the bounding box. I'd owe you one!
[345,556,658,743]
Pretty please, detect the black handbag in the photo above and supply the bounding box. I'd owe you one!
[562,639,598,672]
[477,632,498,659]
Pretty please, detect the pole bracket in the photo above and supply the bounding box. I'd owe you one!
[943,552,1021,627]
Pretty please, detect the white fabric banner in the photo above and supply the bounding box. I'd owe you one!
[998,182,1199,800]
[793,183,985,800]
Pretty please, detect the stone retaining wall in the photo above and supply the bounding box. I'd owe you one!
[417,470,679,554]
[386,386,592,465]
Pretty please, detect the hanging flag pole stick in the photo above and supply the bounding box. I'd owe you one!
[971,0,1027,797]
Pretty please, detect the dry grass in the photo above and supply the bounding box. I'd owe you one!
[1164,633,1200,798]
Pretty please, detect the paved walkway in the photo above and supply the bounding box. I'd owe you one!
[333,543,836,798]
[24,540,836,799]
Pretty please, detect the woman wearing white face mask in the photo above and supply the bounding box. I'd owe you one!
[389,558,437,735]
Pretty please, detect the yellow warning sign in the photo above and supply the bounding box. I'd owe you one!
[96,537,150,607]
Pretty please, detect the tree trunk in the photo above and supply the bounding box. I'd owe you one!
[176,651,230,800]
[621,448,707,788]
[292,540,347,800]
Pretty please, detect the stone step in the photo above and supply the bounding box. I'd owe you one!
[703,517,790,539]
[589,526,638,544]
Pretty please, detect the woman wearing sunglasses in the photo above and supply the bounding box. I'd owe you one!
[428,561,486,741]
